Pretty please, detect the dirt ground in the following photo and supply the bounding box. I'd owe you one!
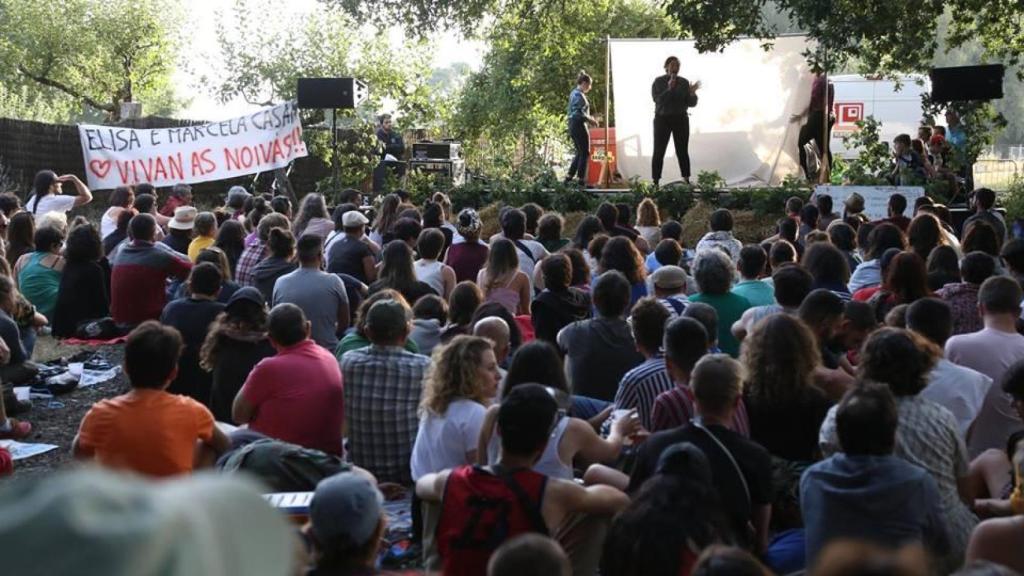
[7,338,125,480]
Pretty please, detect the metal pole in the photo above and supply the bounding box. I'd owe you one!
[819,45,830,184]
[604,35,611,189]
[331,108,339,185]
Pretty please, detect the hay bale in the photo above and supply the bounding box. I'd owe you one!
[733,210,781,244]
[681,201,783,248]
[681,201,714,248]
[563,212,586,239]
[479,203,502,240]
[479,203,587,243]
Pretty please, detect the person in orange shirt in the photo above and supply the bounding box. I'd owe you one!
[72,321,230,477]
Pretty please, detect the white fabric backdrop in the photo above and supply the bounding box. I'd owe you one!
[610,37,813,186]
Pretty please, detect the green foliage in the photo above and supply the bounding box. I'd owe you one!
[323,0,493,36]
[646,183,695,220]
[453,0,678,175]
[929,16,1022,153]
[549,186,594,214]
[414,167,799,222]
[829,156,848,185]
[1003,178,1024,222]
[924,178,953,206]
[724,176,812,215]
[0,0,182,121]
[311,120,380,198]
[331,122,380,189]
[213,0,442,131]
[657,0,1023,83]
[921,95,1008,168]
[841,117,892,185]
[945,1,1024,81]
[405,171,439,206]
[695,171,726,203]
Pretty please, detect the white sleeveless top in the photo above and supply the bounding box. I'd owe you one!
[487,413,572,480]
[414,259,445,296]
[100,208,120,239]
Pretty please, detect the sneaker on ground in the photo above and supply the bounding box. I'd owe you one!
[0,419,32,440]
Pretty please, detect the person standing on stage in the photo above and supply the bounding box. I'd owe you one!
[373,113,406,193]
[565,71,598,187]
[793,73,835,181]
[651,56,700,187]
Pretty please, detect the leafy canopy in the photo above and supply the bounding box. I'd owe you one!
[453,0,678,174]
[0,0,182,121]
[213,0,443,128]
[661,0,1024,80]
[212,0,459,186]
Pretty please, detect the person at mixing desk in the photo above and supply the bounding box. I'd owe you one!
[373,113,406,193]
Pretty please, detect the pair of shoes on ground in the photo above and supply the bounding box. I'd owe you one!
[2,388,30,416]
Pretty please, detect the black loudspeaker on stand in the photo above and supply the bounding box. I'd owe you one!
[296,78,369,110]
[296,77,369,185]
[929,65,1005,102]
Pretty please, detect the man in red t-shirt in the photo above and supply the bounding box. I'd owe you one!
[159,183,193,217]
[233,303,345,456]
[417,384,629,576]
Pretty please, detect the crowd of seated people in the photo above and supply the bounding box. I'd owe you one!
[7,166,1024,576]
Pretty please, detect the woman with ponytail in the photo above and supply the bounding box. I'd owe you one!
[26,169,92,218]
[565,71,598,187]
[251,226,297,302]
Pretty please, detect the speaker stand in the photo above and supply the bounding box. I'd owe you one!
[331,109,339,186]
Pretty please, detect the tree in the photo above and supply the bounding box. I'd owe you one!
[213,0,439,128]
[212,0,452,187]
[453,0,678,174]
[930,16,1024,154]
[0,0,182,121]
[658,0,1024,80]
[322,0,493,36]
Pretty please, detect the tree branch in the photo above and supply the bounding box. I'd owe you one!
[243,95,275,107]
[16,64,115,113]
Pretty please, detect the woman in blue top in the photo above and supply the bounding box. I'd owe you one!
[566,71,598,187]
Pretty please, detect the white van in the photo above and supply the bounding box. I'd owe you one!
[828,74,931,158]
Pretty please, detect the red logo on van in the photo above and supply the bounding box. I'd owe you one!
[835,102,865,131]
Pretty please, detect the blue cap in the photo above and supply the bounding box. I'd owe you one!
[309,473,383,547]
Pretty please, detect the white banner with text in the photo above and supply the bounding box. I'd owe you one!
[78,102,307,190]
[813,185,924,221]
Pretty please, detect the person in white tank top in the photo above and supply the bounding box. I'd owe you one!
[415,228,456,299]
[100,186,135,239]
[477,382,641,483]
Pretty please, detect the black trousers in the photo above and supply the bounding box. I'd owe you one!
[798,112,834,179]
[652,114,691,181]
[567,118,590,183]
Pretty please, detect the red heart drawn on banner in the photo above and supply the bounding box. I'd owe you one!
[89,160,111,179]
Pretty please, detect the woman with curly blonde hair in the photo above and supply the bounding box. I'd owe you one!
[410,335,500,481]
[635,197,662,247]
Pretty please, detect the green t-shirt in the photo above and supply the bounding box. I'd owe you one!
[688,292,752,357]
[333,332,419,362]
[731,279,775,308]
